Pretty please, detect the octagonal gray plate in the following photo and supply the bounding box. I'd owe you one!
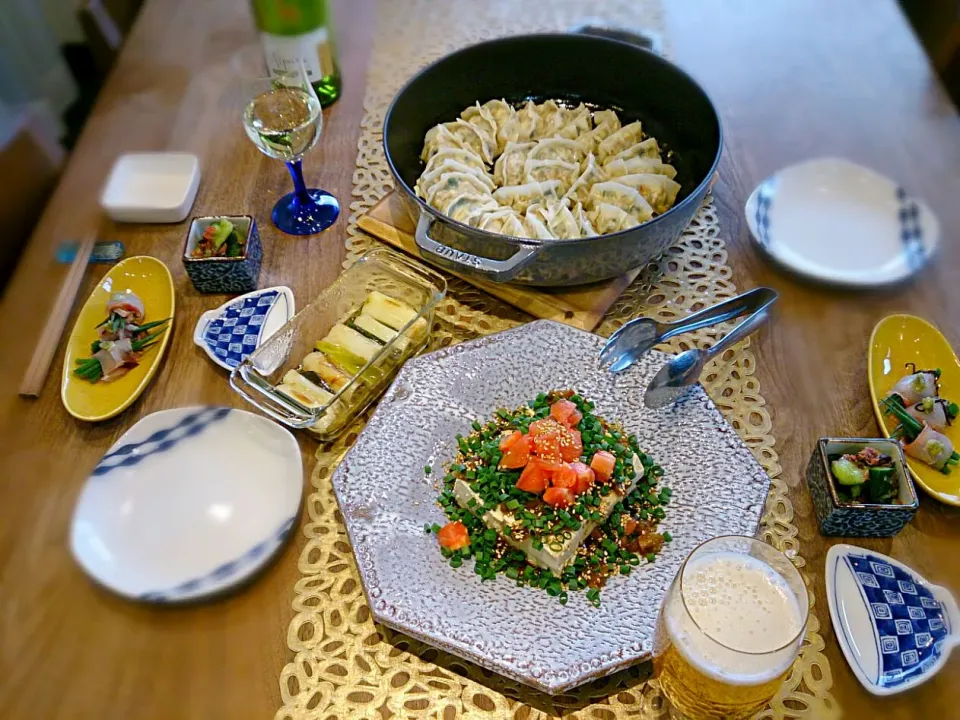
[331,320,770,694]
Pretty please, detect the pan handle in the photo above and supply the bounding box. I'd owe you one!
[414,213,540,282]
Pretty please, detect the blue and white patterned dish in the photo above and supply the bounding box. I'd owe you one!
[826,544,959,695]
[193,286,294,371]
[806,438,919,537]
[745,157,939,288]
[69,407,303,602]
[183,215,263,294]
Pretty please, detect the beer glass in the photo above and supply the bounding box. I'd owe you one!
[653,536,808,720]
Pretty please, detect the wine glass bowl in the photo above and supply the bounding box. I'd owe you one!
[241,70,339,235]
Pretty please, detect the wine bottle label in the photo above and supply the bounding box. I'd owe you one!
[261,27,336,82]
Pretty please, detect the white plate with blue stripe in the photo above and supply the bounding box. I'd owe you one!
[70,406,302,602]
[826,544,958,695]
[745,157,939,287]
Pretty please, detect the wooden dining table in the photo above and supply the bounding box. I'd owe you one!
[1,0,958,717]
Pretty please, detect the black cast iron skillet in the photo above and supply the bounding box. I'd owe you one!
[383,34,722,287]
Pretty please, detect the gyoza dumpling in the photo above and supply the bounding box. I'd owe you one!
[605,156,677,180]
[563,153,605,206]
[607,137,661,164]
[480,99,519,153]
[481,99,515,127]
[589,202,641,234]
[493,141,535,187]
[597,121,643,161]
[592,109,621,130]
[613,173,682,214]
[420,124,467,161]
[416,161,495,198]
[517,101,541,141]
[524,207,556,239]
[589,181,655,222]
[450,118,495,164]
[572,202,598,237]
[501,212,531,238]
[423,122,493,163]
[537,201,580,240]
[564,103,593,135]
[548,103,593,141]
[423,147,488,176]
[424,171,495,208]
[536,100,567,139]
[442,192,499,225]
[528,138,585,165]
[576,121,618,155]
[460,103,499,153]
[524,157,580,194]
[476,206,521,233]
[477,207,531,238]
[493,179,562,214]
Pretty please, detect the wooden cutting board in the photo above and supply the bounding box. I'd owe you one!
[356,191,639,331]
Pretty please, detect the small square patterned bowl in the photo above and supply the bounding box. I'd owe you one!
[183,215,262,294]
[806,437,919,537]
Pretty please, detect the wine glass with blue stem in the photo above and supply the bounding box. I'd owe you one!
[241,65,339,235]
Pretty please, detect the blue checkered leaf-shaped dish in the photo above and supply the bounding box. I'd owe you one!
[827,544,958,695]
[193,287,294,371]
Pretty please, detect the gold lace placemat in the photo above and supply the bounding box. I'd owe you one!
[277,1,839,717]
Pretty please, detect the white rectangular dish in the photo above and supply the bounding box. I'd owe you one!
[100,152,200,223]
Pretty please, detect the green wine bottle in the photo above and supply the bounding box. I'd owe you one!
[251,0,342,108]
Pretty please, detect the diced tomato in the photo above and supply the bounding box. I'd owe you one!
[570,461,595,494]
[528,418,563,437]
[436,521,470,550]
[543,486,575,508]
[499,430,523,452]
[531,431,562,464]
[559,428,583,463]
[500,434,531,469]
[516,459,549,493]
[550,463,577,489]
[550,399,577,425]
[590,450,617,482]
[535,456,564,472]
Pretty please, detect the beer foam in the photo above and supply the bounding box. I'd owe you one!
[664,551,804,685]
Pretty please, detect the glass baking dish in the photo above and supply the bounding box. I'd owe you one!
[230,248,446,440]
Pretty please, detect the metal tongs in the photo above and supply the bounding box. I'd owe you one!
[599,287,779,408]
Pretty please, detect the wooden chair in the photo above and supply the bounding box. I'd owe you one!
[0,109,65,291]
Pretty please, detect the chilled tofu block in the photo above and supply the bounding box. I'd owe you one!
[453,454,644,576]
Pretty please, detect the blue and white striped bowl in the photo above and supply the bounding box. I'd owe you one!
[745,157,939,287]
[826,544,958,695]
[70,407,303,602]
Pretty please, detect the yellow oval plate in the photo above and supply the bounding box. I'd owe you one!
[61,256,175,422]
[868,314,960,505]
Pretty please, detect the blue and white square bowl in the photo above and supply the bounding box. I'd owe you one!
[183,215,263,294]
[826,544,958,695]
[193,286,295,371]
[806,437,918,537]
